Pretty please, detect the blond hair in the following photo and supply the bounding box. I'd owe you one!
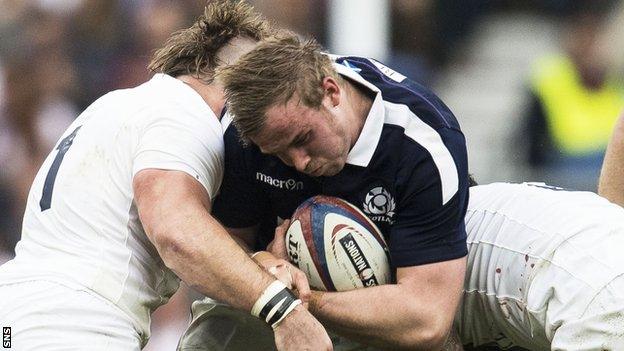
[149,0,272,82]
[217,35,340,142]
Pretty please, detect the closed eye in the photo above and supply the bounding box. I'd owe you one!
[292,131,311,147]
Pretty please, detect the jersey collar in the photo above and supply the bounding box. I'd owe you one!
[333,63,385,168]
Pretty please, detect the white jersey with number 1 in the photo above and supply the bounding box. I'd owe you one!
[457,182,624,350]
[0,74,223,342]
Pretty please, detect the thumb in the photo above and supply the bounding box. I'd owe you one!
[274,219,291,241]
[271,219,291,259]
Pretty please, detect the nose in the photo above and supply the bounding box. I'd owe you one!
[286,148,311,173]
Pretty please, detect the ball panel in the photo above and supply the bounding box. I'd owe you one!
[327,223,372,290]
[342,201,390,253]
[310,201,337,291]
[285,219,327,291]
[324,213,390,290]
[290,198,336,291]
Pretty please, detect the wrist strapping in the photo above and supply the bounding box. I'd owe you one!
[251,280,302,329]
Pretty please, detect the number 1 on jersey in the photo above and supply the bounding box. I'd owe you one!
[40,126,82,211]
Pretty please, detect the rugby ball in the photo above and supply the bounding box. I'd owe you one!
[285,195,391,291]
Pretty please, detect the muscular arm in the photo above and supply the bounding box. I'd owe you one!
[310,257,466,351]
[225,225,259,253]
[134,169,273,310]
[599,112,624,207]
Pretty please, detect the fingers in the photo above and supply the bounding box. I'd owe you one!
[268,264,293,289]
[274,219,290,241]
[263,259,310,306]
[266,240,276,254]
[270,219,291,259]
[290,265,311,306]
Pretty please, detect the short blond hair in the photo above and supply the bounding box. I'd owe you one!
[149,0,272,82]
[218,35,340,142]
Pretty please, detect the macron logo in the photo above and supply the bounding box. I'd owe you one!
[256,172,304,191]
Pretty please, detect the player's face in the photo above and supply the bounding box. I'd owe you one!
[252,95,351,177]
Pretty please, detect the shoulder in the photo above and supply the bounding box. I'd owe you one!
[126,81,222,137]
[382,121,467,207]
[332,55,462,131]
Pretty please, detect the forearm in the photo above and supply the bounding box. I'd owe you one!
[599,112,624,206]
[134,170,274,312]
[310,285,451,350]
[150,203,273,311]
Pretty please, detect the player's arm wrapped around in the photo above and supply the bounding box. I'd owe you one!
[251,280,302,329]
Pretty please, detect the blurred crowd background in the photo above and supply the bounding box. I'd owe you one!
[1,0,623,349]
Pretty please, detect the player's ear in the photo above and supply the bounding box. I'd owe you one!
[321,77,341,108]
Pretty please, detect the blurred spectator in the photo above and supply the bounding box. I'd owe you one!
[597,0,624,78]
[66,0,133,109]
[520,1,624,190]
[430,0,493,69]
[0,5,78,259]
[112,1,195,89]
[250,0,326,42]
[388,0,436,84]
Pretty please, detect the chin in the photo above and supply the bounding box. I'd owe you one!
[324,163,344,176]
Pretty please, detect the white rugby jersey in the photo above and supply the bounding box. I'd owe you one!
[0,74,223,337]
[456,182,624,349]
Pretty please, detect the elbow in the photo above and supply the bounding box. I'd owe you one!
[389,332,445,351]
[140,208,194,265]
[393,316,451,351]
[147,224,195,268]
[396,328,448,351]
[157,233,190,259]
[414,327,449,351]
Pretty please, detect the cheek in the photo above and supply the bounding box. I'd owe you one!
[327,130,349,157]
[335,128,351,154]
[311,124,349,160]
[320,136,348,162]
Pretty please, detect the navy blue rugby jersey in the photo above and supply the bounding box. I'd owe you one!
[214,56,469,267]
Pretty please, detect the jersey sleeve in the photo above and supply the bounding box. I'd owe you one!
[389,128,469,267]
[211,122,268,228]
[132,105,224,200]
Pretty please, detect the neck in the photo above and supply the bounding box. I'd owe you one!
[177,75,225,119]
[343,80,374,148]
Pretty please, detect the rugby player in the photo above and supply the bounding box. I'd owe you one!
[0,2,331,350]
[456,182,624,350]
[181,35,470,350]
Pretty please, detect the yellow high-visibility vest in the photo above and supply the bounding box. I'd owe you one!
[531,55,624,156]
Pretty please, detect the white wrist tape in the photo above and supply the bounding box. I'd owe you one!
[251,281,286,317]
[251,280,301,328]
[269,298,301,329]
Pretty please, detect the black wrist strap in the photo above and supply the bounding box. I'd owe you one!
[259,287,298,324]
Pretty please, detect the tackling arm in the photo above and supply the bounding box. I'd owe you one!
[134,169,275,310]
[599,111,624,206]
[225,225,259,253]
[133,169,333,351]
[309,257,466,351]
